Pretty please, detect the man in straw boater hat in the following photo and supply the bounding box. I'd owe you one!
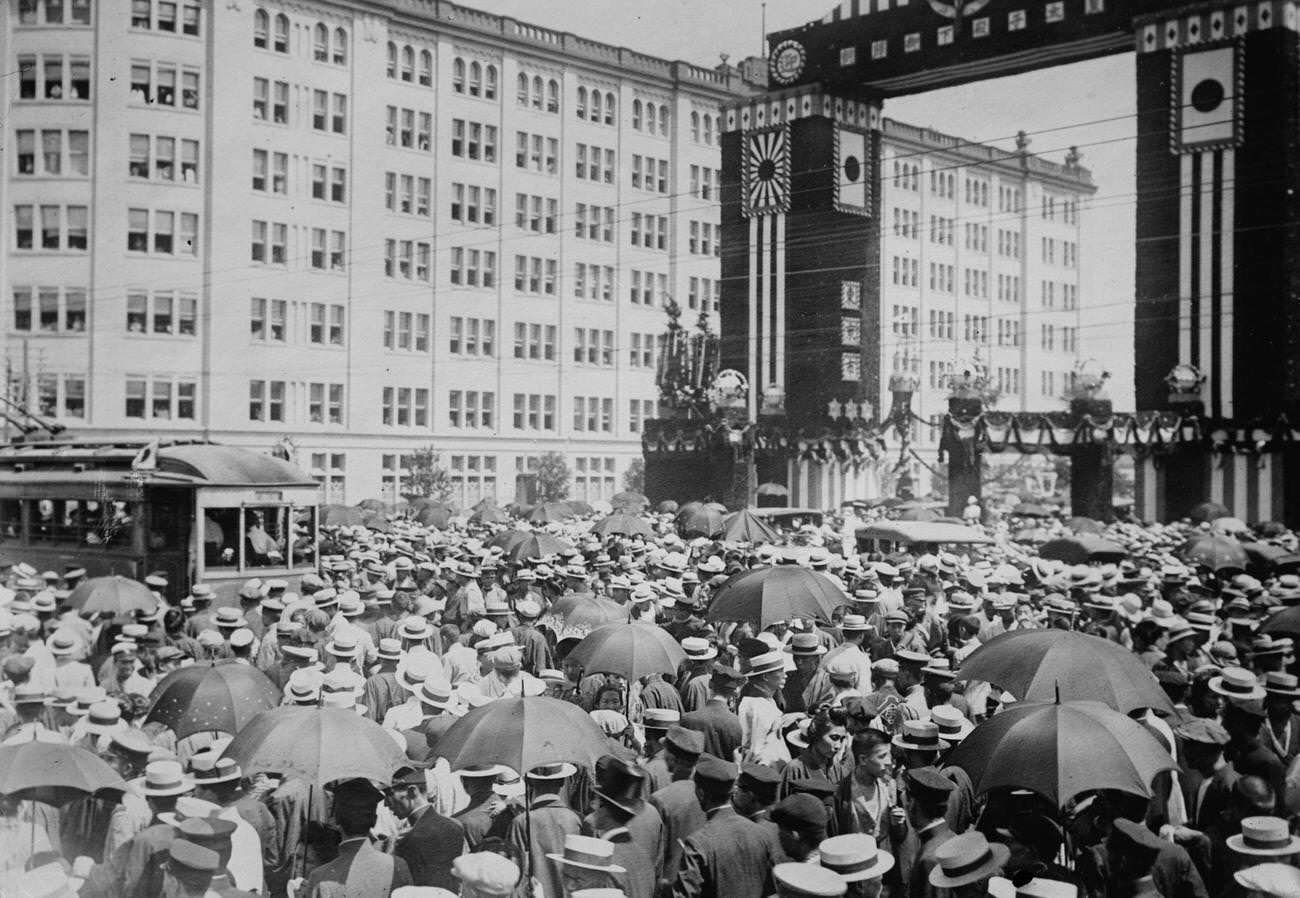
[511,762,581,898]
[1212,668,1288,801]
[737,648,791,766]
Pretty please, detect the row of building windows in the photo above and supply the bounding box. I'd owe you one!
[386,43,434,87]
[384,240,432,282]
[387,312,432,353]
[249,299,344,346]
[17,54,91,101]
[1042,195,1081,224]
[516,72,558,113]
[250,222,345,271]
[252,79,346,133]
[253,9,346,65]
[17,0,92,26]
[1039,324,1080,352]
[514,194,553,232]
[386,107,433,152]
[451,119,499,162]
[455,59,500,100]
[14,205,88,251]
[929,216,954,246]
[15,130,90,177]
[1040,281,1080,310]
[248,380,345,424]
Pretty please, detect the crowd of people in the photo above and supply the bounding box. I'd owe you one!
[2,498,1300,898]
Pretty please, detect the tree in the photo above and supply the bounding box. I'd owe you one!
[535,451,571,502]
[404,445,452,502]
[623,457,645,493]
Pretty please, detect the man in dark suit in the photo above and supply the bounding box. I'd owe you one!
[650,728,708,894]
[1176,718,1237,833]
[452,766,503,850]
[903,767,956,898]
[1261,672,1300,766]
[386,766,465,892]
[670,754,778,898]
[680,665,744,762]
[1223,699,1286,803]
[303,778,412,898]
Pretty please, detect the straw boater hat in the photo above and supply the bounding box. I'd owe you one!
[1226,816,1300,856]
[680,636,717,662]
[892,720,950,753]
[1209,667,1267,701]
[930,705,975,742]
[929,831,1010,889]
[1233,863,1300,897]
[746,650,786,677]
[818,833,895,882]
[546,834,627,875]
[142,760,194,797]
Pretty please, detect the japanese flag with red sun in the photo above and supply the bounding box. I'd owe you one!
[836,127,871,215]
[1174,44,1240,153]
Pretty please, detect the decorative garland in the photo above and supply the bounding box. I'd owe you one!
[642,417,886,464]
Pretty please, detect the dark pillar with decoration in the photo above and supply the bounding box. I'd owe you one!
[1069,398,1115,522]
[943,396,983,518]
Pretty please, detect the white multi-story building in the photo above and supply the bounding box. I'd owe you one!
[0,0,759,506]
[877,119,1096,494]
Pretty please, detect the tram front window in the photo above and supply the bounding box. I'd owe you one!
[204,504,312,570]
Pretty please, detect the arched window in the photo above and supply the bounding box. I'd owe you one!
[645,102,656,135]
[531,76,543,109]
[333,28,347,65]
[484,65,497,99]
[547,79,559,113]
[419,50,433,87]
[469,61,482,97]
[313,23,328,61]
[401,46,414,82]
[691,111,700,142]
[453,58,466,93]
[253,9,268,48]
[604,92,616,125]
[387,42,397,78]
[273,13,289,52]
[576,86,587,118]
[632,99,642,130]
[590,90,602,123]
[704,114,713,145]
[658,105,669,135]
[517,72,529,105]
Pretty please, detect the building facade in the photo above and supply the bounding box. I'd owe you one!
[1,0,758,506]
[877,119,1095,497]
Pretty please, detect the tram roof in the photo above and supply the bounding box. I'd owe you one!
[0,440,317,488]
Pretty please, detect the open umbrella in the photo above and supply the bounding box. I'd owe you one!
[567,622,687,681]
[364,515,395,534]
[320,504,366,527]
[66,576,157,616]
[676,504,724,538]
[528,502,576,524]
[954,629,1172,714]
[1177,534,1250,572]
[1242,542,1288,573]
[611,491,649,511]
[720,510,780,544]
[434,696,609,774]
[505,533,573,565]
[589,512,655,539]
[145,661,281,740]
[897,507,941,523]
[1012,527,1054,545]
[413,505,453,529]
[1187,501,1231,523]
[537,594,629,641]
[707,566,848,630]
[1038,535,1128,565]
[755,482,789,498]
[656,500,680,514]
[0,741,127,805]
[1210,516,1251,536]
[945,700,1177,807]
[356,498,389,512]
[565,500,595,516]
[1260,606,1300,638]
[468,505,512,526]
[221,706,406,786]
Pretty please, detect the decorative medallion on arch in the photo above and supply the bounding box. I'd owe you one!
[743,126,792,217]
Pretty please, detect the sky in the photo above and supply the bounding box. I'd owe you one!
[466,0,1138,407]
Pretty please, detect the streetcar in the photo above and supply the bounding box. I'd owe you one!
[0,439,320,602]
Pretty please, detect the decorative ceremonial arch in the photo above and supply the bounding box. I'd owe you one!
[704,0,1300,523]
